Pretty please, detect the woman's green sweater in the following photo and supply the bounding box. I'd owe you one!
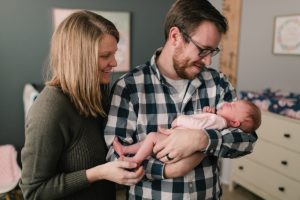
[20,86,115,200]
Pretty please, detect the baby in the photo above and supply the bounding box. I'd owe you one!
[113,100,261,164]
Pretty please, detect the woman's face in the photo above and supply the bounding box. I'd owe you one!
[98,34,118,84]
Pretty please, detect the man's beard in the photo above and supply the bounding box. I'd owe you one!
[173,49,203,80]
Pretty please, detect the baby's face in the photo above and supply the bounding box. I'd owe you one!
[217,101,249,121]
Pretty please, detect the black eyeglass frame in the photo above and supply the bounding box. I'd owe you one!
[179,28,220,57]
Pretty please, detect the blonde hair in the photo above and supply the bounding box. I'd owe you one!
[47,10,119,117]
[240,100,262,133]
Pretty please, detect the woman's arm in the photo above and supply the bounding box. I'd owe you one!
[20,91,144,200]
[20,103,88,200]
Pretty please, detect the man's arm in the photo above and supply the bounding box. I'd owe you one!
[163,152,206,179]
[154,128,208,163]
[199,71,257,158]
[204,72,258,158]
[154,120,257,162]
[204,128,258,158]
[105,79,166,181]
[154,72,257,160]
[105,80,137,162]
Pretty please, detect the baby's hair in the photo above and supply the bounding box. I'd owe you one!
[240,100,261,133]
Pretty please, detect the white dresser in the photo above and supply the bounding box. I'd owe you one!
[229,111,300,200]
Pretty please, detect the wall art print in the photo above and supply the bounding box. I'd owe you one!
[273,14,300,55]
[53,8,130,72]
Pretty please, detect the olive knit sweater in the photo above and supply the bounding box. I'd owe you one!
[20,86,115,200]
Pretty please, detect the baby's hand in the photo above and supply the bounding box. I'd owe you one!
[113,137,125,157]
[203,106,215,113]
[171,119,177,129]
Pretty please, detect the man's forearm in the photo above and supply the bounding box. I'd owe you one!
[204,128,258,158]
[163,152,206,179]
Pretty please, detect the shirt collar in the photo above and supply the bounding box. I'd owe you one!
[150,48,169,85]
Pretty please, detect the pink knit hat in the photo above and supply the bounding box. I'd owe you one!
[0,145,21,194]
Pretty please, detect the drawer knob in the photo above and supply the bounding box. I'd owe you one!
[281,160,288,166]
[238,166,244,170]
[278,187,285,192]
[283,133,291,138]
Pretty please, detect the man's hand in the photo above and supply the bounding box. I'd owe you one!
[153,127,208,163]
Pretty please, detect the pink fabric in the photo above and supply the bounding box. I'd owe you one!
[0,145,21,193]
[173,113,227,130]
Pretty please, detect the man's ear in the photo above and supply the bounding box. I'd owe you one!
[229,120,241,128]
[168,26,181,45]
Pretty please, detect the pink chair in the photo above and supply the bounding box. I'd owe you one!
[0,145,21,197]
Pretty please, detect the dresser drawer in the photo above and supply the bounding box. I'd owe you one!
[257,112,300,153]
[232,158,300,200]
[248,139,300,182]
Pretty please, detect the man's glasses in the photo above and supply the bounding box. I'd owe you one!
[180,29,220,57]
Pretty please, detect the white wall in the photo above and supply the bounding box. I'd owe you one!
[210,0,300,93]
[238,1,300,93]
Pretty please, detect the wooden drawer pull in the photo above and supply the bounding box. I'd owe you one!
[281,160,288,166]
[283,133,291,138]
[278,187,285,192]
[238,166,244,170]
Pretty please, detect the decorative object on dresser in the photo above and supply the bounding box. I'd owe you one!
[229,88,300,200]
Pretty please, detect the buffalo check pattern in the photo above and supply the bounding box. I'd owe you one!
[105,49,257,200]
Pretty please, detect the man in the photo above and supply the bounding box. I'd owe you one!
[105,0,257,199]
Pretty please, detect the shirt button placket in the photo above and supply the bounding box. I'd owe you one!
[188,182,197,200]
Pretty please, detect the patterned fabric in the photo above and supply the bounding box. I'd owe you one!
[105,49,257,200]
[239,88,300,120]
[0,188,23,200]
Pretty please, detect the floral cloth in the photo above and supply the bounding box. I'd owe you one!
[239,88,300,120]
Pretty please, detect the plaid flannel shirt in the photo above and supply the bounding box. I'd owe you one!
[105,49,257,200]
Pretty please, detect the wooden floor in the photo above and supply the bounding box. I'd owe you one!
[117,184,264,200]
[3,184,263,200]
[222,185,263,200]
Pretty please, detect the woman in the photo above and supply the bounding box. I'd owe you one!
[20,10,144,200]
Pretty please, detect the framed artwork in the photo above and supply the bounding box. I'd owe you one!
[273,14,300,55]
[53,8,130,72]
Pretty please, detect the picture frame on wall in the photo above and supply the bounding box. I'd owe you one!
[273,14,300,55]
[53,8,131,72]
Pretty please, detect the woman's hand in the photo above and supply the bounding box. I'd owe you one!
[153,127,208,163]
[86,159,144,186]
[203,106,215,113]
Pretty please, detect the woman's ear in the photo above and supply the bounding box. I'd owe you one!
[229,120,241,128]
